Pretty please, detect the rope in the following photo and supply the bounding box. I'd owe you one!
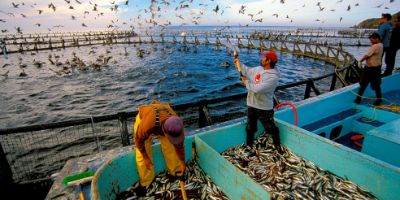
[350,90,400,113]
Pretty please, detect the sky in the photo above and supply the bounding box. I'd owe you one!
[0,0,399,34]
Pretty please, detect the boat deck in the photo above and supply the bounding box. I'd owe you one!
[46,75,400,200]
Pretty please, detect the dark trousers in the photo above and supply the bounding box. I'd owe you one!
[356,66,382,100]
[246,107,280,148]
[383,48,398,76]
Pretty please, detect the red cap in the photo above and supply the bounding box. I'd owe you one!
[260,50,278,63]
[163,116,185,145]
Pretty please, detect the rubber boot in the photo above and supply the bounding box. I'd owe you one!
[354,86,366,104]
[246,131,255,147]
[373,87,382,106]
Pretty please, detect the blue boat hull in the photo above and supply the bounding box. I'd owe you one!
[92,74,400,200]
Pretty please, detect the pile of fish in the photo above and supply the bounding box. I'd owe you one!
[117,160,228,200]
[221,133,377,200]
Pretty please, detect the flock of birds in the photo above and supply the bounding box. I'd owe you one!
[0,0,397,35]
[0,0,397,78]
[0,42,217,78]
[1,45,116,77]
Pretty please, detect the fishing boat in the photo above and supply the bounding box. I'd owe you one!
[46,73,400,200]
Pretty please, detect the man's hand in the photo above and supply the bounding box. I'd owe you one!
[234,58,241,72]
[234,57,239,65]
[240,76,248,85]
[144,157,153,170]
[179,161,186,174]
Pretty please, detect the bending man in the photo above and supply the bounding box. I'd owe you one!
[133,100,185,194]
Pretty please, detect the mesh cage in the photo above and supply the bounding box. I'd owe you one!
[0,119,122,183]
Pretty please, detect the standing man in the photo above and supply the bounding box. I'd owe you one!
[383,16,400,76]
[354,33,384,106]
[377,13,393,74]
[234,50,282,153]
[133,100,185,195]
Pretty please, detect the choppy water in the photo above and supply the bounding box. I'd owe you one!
[0,43,333,128]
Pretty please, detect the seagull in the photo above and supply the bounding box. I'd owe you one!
[48,3,56,12]
[212,5,219,13]
[15,27,22,34]
[239,5,246,14]
[12,2,19,8]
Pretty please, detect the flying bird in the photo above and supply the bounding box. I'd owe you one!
[15,26,22,34]
[48,3,56,12]
[12,2,19,8]
[239,5,246,14]
[213,5,219,13]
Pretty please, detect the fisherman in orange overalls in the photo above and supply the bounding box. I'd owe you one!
[133,100,185,195]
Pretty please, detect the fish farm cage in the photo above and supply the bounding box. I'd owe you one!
[0,30,360,199]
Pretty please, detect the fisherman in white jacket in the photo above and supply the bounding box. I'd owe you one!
[234,50,282,153]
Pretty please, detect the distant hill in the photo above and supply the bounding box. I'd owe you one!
[356,12,400,29]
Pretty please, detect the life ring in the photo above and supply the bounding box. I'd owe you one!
[274,102,298,126]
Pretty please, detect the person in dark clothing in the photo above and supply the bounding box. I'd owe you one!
[354,33,383,106]
[383,16,400,76]
[377,13,393,73]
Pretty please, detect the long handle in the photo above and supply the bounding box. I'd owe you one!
[179,180,187,200]
[78,184,85,200]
